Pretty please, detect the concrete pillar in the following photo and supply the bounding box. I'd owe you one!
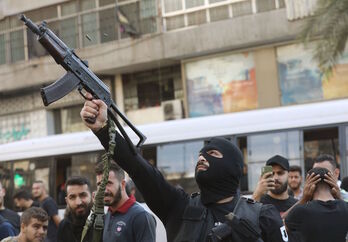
[254,47,281,108]
[114,74,124,113]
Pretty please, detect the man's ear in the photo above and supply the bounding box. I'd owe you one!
[121,179,126,190]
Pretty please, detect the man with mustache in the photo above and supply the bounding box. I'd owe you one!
[80,95,288,242]
[253,155,297,216]
[1,207,48,242]
[57,177,93,242]
[95,161,156,242]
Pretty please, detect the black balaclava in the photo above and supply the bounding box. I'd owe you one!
[195,137,244,205]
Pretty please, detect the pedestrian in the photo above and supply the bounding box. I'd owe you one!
[252,155,297,216]
[94,160,156,242]
[57,176,92,242]
[79,94,289,242]
[13,189,40,211]
[32,181,60,242]
[288,165,303,200]
[1,207,48,242]
[285,167,348,242]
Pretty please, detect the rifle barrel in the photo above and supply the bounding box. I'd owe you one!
[19,14,41,35]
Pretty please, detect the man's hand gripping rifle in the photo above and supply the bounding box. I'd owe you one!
[20,14,146,153]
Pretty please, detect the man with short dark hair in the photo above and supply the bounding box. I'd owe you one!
[13,189,40,211]
[0,181,20,234]
[253,155,297,216]
[32,181,60,242]
[313,154,348,201]
[1,207,48,242]
[285,167,348,242]
[57,176,92,242]
[288,165,303,200]
[95,161,156,242]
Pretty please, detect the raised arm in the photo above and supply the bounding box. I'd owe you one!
[80,94,189,224]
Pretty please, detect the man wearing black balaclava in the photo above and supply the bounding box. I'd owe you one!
[79,95,289,242]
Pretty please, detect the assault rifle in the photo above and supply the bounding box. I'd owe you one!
[20,14,146,153]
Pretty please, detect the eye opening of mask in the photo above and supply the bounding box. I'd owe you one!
[204,150,223,158]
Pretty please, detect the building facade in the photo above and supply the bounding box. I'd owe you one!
[1,0,348,208]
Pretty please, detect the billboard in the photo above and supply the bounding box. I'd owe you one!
[185,52,258,117]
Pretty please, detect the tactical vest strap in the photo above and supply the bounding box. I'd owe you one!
[233,197,262,229]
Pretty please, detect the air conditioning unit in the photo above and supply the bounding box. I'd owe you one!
[161,100,183,121]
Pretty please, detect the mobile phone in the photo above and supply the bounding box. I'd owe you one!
[261,165,273,177]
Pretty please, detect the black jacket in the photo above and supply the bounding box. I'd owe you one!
[57,213,92,242]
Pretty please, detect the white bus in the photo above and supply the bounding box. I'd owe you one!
[1,98,348,206]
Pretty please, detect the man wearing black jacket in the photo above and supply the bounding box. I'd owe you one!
[57,177,93,242]
[80,94,289,242]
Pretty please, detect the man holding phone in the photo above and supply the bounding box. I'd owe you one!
[252,155,297,216]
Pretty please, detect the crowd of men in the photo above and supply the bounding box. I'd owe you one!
[0,97,347,242]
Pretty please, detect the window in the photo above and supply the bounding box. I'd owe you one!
[210,6,229,22]
[60,17,79,49]
[232,0,252,17]
[186,0,205,9]
[25,5,57,22]
[166,15,185,31]
[164,0,182,13]
[123,65,182,111]
[56,105,89,134]
[140,0,157,34]
[137,81,161,108]
[119,2,140,39]
[187,10,206,26]
[157,140,203,178]
[99,8,118,43]
[27,29,47,59]
[61,1,78,16]
[82,12,98,47]
[304,127,339,173]
[100,0,116,7]
[247,131,301,191]
[0,35,5,65]
[257,0,276,13]
[1,0,159,65]
[80,0,96,11]
[10,30,25,62]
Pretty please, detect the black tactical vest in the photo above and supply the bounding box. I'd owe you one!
[174,195,264,242]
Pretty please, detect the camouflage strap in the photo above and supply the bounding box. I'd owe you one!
[81,118,116,242]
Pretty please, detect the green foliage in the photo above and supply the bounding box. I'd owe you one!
[301,0,348,76]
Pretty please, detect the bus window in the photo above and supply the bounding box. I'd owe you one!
[303,127,339,173]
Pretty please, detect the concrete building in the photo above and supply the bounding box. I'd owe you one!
[1,0,347,208]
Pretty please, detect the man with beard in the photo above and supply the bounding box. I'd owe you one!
[253,155,297,216]
[1,207,48,242]
[79,94,288,242]
[57,177,93,242]
[288,166,303,200]
[95,161,156,242]
[32,181,61,242]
